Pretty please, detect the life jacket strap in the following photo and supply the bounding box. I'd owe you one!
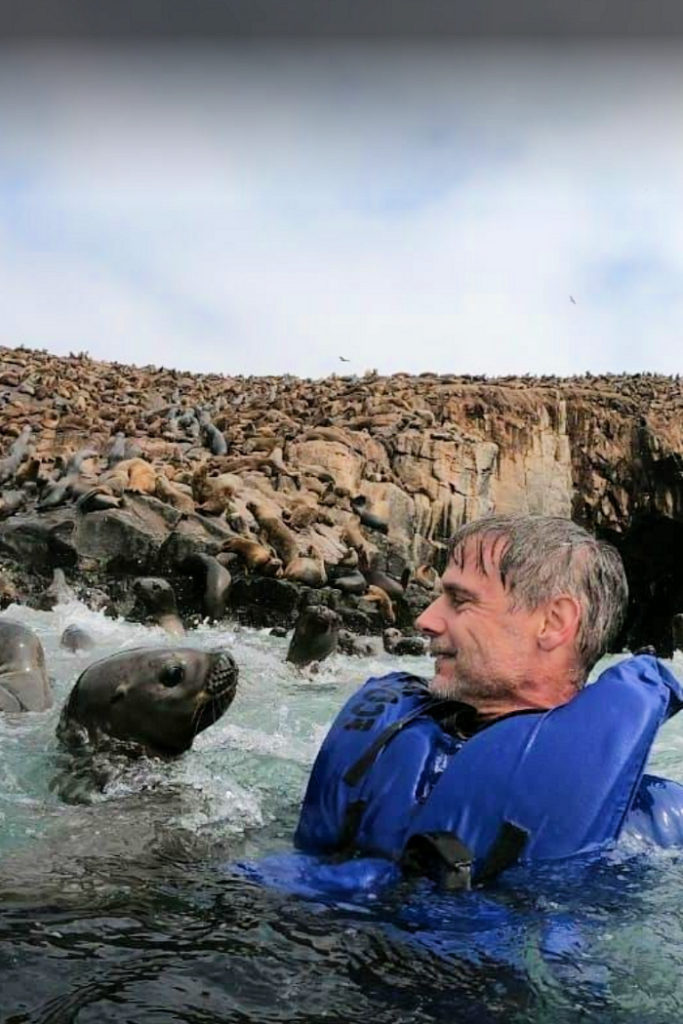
[336,800,367,855]
[476,821,529,883]
[342,699,450,787]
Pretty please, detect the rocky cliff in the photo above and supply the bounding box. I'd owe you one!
[0,345,681,651]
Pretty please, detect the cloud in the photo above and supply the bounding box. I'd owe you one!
[0,42,682,376]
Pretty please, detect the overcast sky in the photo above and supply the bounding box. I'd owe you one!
[1,42,682,378]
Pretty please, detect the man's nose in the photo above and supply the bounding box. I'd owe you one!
[416,596,444,636]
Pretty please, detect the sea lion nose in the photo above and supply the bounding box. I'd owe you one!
[207,651,238,694]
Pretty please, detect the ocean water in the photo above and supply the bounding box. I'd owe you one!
[1,601,683,1023]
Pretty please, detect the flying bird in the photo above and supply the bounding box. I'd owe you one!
[339,356,350,362]
[569,295,576,304]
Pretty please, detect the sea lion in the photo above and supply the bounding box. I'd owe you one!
[221,453,276,474]
[37,469,77,510]
[299,476,329,499]
[64,447,99,475]
[155,473,195,515]
[181,554,232,621]
[0,621,53,712]
[39,568,76,610]
[329,570,367,595]
[14,455,42,487]
[199,416,228,457]
[360,585,396,624]
[247,502,299,565]
[358,550,409,601]
[266,446,299,481]
[105,457,157,494]
[56,646,238,755]
[192,465,241,512]
[286,606,341,667]
[0,425,32,485]
[299,464,336,486]
[283,546,327,588]
[383,628,427,656]
[180,412,201,439]
[338,629,376,657]
[75,486,123,513]
[37,447,99,510]
[283,502,319,530]
[221,535,276,575]
[336,546,359,570]
[0,488,27,517]
[106,431,126,467]
[60,625,96,653]
[363,566,410,602]
[301,426,352,447]
[163,407,181,440]
[341,521,377,568]
[133,578,185,636]
[414,564,440,591]
[350,495,389,534]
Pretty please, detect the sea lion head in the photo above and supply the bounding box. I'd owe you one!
[0,620,52,712]
[132,577,185,637]
[133,577,180,617]
[58,646,238,756]
[286,606,341,667]
[60,625,96,653]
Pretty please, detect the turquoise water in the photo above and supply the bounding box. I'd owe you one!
[1,602,683,1023]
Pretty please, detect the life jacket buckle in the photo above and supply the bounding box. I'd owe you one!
[402,831,473,891]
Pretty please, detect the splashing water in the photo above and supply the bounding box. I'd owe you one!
[1,600,683,1023]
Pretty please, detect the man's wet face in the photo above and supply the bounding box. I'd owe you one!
[416,536,541,709]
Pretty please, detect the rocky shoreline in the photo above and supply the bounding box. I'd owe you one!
[0,345,681,651]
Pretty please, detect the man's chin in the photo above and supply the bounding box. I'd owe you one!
[428,671,457,698]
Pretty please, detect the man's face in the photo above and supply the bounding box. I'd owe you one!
[416,536,543,709]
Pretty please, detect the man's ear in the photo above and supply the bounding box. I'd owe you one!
[537,596,581,652]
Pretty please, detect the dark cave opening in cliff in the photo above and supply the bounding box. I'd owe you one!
[600,514,683,657]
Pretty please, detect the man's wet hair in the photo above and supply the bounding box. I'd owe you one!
[447,514,628,677]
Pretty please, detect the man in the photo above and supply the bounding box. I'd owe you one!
[291,514,683,893]
[416,514,629,722]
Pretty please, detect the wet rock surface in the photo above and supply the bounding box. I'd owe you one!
[0,345,681,651]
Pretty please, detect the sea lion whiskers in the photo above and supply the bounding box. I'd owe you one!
[190,651,237,736]
[189,685,219,739]
[190,692,208,739]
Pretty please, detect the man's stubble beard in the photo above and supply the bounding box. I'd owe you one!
[430,662,514,705]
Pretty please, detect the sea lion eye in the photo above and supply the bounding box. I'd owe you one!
[160,663,185,687]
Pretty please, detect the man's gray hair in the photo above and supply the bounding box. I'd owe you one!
[447,514,628,676]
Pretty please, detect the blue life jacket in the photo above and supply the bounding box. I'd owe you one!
[294,655,683,886]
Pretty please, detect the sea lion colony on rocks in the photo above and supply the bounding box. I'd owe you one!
[0,346,681,652]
